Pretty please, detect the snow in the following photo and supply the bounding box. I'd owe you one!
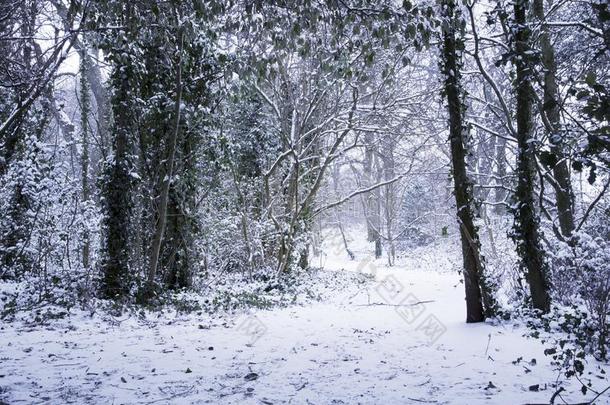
[1,230,608,404]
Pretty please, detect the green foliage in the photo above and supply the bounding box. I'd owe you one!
[91,0,224,297]
[569,73,610,172]
[235,0,439,83]
[525,305,608,399]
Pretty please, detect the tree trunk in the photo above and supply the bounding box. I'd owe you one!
[533,0,575,238]
[475,84,497,206]
[363,132,377,242]
[381,136,396,266]
[494,136,508,214]
[513,0,551,313]
[441,0,486,323]
[374,150,383,259]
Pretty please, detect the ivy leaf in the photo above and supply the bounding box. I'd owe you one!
[539,151,558,168]
[585,71,597,87]
[574,359,584,375]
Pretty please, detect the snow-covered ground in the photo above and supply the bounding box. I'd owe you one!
[1,230,608,404]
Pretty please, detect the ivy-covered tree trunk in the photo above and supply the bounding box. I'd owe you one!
[163,193,191,289]
[146,27,184,294]
[79,49,91,270]
[163,126,200,290]
[513,0,551,313]
[99,4,136,300]
[441,0,487,322]
[533,0,575,238]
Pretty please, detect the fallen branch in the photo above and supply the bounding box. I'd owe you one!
[407,398,437,403]
[355,300,434,307]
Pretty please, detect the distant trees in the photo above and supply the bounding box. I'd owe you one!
[227,0,436,276]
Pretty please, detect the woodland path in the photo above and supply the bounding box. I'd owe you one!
[0,242,605,404]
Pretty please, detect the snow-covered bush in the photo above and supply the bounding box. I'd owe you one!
[0,132,101,319]
[198,179,277,284]
[394,173,454,250]
[0,135,48,280]
[550,206,610,360]
[518,203,610,401]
